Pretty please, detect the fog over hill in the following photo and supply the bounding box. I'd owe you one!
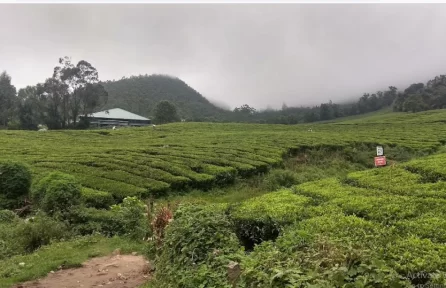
[2,4,446,109]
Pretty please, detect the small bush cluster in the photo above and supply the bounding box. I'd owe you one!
[0,161,31,209]
[0,166,150,263]
[263,169,298,190]
[0,209,19,223]
[69,196,148,240]
[32,172,82,218]
[150,203,243,288]
[0,212,69,260]
[81,188,115,209]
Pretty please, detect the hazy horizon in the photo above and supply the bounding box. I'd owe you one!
[1,4,446,109]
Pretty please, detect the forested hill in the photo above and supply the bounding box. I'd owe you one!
[100,75,229,121]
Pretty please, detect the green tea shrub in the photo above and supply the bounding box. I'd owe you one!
[239,233,411,288]
[151,203,243,288]
[329,195,420,223]
[202,165,237,186]
[296,214,390,245]
[69,207,126,237]
[0,161,32,209]
[230,190,312,250]
[81,188,115,209]
[395,214,446,243]
[32,172,82,217]
[382,236,446,285]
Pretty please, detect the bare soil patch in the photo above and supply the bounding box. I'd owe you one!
[13,253,151,288]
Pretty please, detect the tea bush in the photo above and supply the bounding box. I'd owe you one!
[230,190,312,250]
[395,214,446,243]
[68,207,127,237]
[239,234,411,287]
[382,236,446,283]
[81,188,115,209]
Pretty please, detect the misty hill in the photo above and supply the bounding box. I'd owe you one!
[101,75,229,121]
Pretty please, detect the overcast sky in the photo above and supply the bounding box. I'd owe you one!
[1,4,446,109]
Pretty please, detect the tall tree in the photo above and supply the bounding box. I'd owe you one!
[17,86,43,130]
[153,100,180,124]
[53,57,107,126]
[40,77,67,129]
[0,71,17,127]
[234,104,256,115]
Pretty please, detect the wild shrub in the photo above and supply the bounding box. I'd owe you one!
[151,206,173,247]
[263,169,297,190]
[0,209,19,223]
[151,203,243,288]
[0,212,69,259]
[70,196,148,240]
[0,161,32,209]
[14,213,70,253]
[32,172,82,217]
[110,196,148,240]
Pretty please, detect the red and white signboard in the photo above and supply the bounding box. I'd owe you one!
[374,156,387,167]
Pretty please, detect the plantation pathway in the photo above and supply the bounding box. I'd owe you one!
[13,253,152,288]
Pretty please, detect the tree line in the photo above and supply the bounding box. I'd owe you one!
[0,56,108,130]
[2,61,446,129]
[224,73,446,125]
[205,86,397,124]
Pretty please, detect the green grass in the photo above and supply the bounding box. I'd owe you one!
[0,235,146,288]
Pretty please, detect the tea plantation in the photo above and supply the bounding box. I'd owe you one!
[1,109,446,201]
[2,109,446,287]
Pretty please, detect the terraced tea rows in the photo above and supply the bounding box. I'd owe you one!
[1,110,446,200]
[229,151,446,285]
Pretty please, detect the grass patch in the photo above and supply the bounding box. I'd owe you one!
[0,234,146,288]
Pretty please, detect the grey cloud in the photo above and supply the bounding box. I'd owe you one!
[1,4,446,109]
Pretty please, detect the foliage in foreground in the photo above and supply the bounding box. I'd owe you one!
[149,203,243,288]
[150,151,446,288]
[0,161,31,209]
[0,234,145,288]
[32,171,82,218]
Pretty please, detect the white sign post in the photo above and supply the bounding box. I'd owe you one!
[376,145,384,156]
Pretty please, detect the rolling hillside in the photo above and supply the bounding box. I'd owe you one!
[2,109,446,202]
[101,74,229,121]
[3,109,446,287]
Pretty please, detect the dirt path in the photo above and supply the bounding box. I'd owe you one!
[13,253,152,288]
